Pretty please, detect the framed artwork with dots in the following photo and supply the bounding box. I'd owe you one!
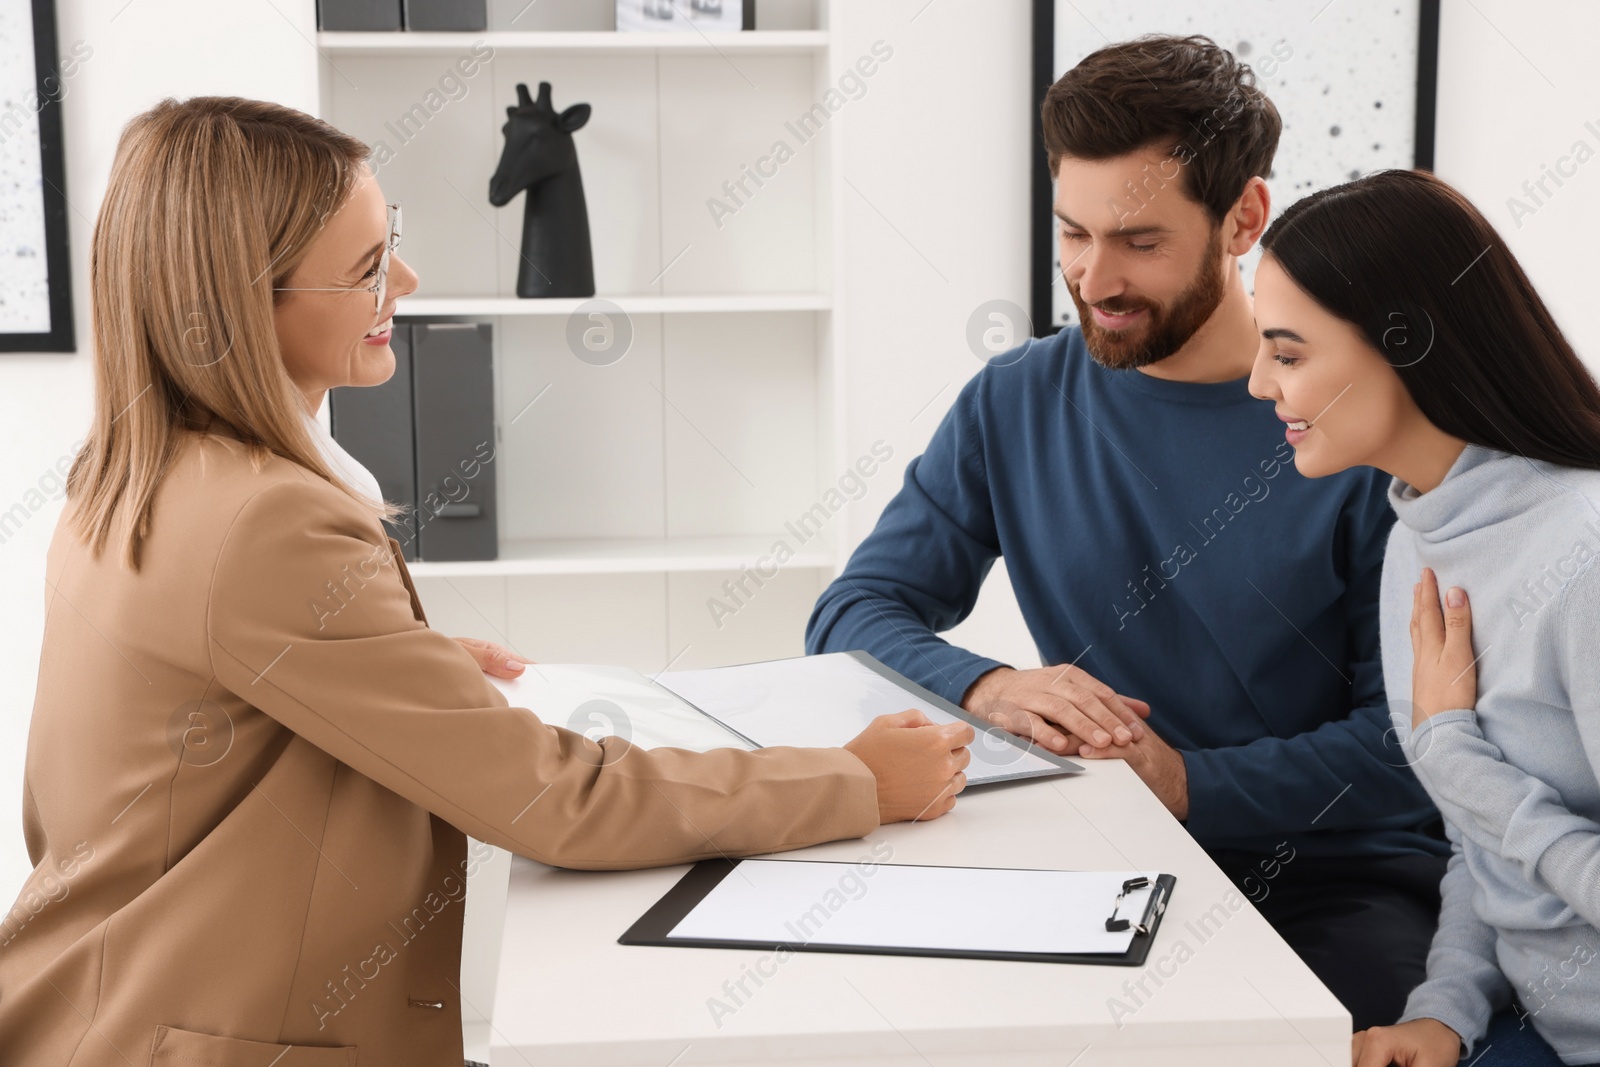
[0,0,75,353]
[1030,0,1440,337]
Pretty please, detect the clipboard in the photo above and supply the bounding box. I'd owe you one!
[620,858,1177,967]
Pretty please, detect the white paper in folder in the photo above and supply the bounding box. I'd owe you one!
[488,652,1077,784]
[657,653,1076,784]
[488,665,750,752]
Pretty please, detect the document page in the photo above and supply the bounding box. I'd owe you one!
[657,653,1075,784]
[669,859,1161,956]
[489,665,751,753]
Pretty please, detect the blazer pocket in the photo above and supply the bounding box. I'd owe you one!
[150,1024,357,1066]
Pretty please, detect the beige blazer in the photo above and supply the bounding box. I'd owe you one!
[0,425,877,1066]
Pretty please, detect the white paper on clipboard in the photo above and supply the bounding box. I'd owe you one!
[668,859,1161,956]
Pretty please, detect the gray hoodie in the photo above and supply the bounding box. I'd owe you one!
[1382,443,1600,1064]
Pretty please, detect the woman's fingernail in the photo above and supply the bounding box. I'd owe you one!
[1093,730,1110,746]
[1447,588,1465,609]
[506,658,525,671]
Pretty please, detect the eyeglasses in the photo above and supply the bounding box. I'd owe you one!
[273,202,402,316]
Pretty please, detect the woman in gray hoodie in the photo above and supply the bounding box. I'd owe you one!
[1248,168,1600,1067]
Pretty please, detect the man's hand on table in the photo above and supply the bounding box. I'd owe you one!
[962,664,1149,753]
[963,664,1187,821]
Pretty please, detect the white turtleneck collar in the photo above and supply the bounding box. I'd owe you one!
[302,408,385,508]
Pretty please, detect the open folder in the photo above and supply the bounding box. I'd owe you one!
[621,859,1177,966]
[488,650,1080,787]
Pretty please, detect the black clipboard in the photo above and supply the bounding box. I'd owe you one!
[620,859,1177,967]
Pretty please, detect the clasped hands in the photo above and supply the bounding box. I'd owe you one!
[963,565,1479,826]
[963,663,1188,820]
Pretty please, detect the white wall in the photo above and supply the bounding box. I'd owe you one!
[2,0,1597,931]
[831,0,1043,670]
[0,0,318,898]
[1431,0,1600,375]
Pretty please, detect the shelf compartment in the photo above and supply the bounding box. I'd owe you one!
[406,535,836,577]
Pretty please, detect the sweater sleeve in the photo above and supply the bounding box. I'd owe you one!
[1399,559,1600,930]
[1396,826,1510,1053]
[208,476,879,871]
[1180,474,1438,840]
[1403,713,1600,929]
[805,377,1006,706]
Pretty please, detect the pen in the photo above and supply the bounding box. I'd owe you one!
[1133,880,1169,937]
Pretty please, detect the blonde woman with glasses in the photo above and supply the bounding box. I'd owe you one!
[0,97,970,1066]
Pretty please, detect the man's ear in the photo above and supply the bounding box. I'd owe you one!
[1226,175,1271,257]
[558,103,591,132]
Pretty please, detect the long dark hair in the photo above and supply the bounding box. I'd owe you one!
[1260,168,1600,470]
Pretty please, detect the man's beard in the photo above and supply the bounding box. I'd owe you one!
[1071,227,1226,371]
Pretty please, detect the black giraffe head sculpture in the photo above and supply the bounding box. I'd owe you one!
[488,82,596,300]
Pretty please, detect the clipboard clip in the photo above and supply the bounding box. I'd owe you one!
[1104,876,1154,934]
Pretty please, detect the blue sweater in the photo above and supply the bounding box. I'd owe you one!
[1384,445,1600,1062]
[806,328,1445,858]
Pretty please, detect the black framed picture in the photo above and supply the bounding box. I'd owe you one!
[0,0,76,353]
[1030,0,1440,336]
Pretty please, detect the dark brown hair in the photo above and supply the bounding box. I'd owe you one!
[1041,34,1282,225]
[1261,168,1600,470]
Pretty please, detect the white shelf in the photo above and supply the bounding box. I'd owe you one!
[406,535,836,577]
[396,293,831,316]
[318,30,829,56]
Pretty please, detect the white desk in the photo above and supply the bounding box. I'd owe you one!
[485,760,1350,1066]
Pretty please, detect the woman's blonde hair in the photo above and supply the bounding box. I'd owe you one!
[67,95,403,569]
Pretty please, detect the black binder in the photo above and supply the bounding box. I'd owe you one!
[411,322,498,561]
[317,0,402,31]
[402,0,486,31]
[621,858,1177,967]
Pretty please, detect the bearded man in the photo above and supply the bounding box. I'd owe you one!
[806,34,1447,1030]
